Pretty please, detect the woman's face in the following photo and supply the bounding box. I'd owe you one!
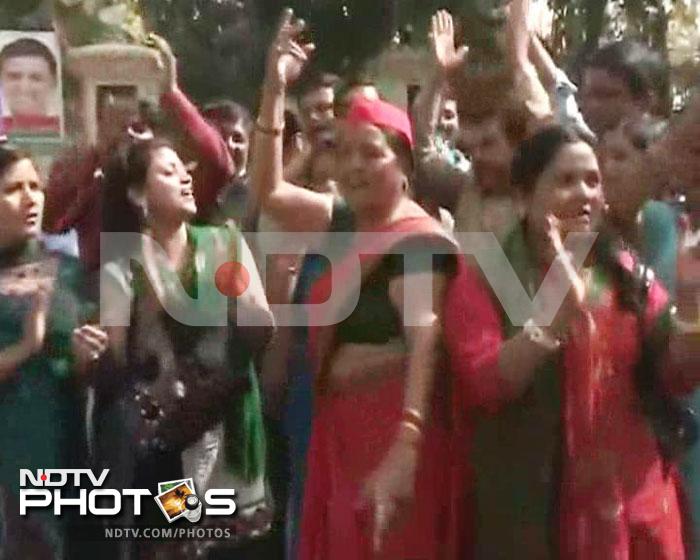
[0,158,43,247]
[527,141,605,240]
[599,125,648,215]
[143,146,196,224]
[337,122,406,216]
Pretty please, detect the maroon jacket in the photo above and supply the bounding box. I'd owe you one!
[43,86,234,272]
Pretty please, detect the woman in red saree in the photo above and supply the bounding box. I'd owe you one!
[250,11,467,559]
[444,124,700,559]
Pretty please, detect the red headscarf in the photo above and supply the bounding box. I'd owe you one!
[345,96,414,149]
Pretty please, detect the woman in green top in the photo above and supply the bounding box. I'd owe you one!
[98,137,274,558]
[0,145,108,558]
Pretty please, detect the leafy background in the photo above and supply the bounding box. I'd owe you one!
[2,0,699,108]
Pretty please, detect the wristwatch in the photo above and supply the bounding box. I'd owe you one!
[671,305,700,335]
[523,319,563,351]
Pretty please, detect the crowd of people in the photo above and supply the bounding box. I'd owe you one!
[0,1,699,559]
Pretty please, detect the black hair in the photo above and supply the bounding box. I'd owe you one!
[202,100,252,136]
[340,70,376,92]
[293,70,340,100]
[511,125,590,194]
[584,40,669,104]
[0,38,57,78]
[595,228,696,464]
[460,85,531,148]
[0,144,31,181]
[414,153,464,211]
[102,137,174,235]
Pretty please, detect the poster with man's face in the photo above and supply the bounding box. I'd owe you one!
[0,31,63,137]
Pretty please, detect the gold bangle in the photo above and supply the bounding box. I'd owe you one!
[402,407,425,428]
[255,120,284,136]
[399,419,423,443]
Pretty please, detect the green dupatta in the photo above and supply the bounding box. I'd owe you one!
[131,223,265,482]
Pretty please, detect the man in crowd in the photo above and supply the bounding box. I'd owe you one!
[296,71,338,148]
[200,100,254,227]
[0,37,60,134]
[579,39,669,136]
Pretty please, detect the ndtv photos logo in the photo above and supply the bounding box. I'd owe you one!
[19,469,236,523]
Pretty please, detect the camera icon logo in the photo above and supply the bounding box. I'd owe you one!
[154,478,202,523]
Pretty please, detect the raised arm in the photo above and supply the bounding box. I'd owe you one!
[151,34,234,216]
[507,0,531,73]
[249,10,333,234]
[506,0,552,125]
[413,11,468,153]
[529,34,558,93]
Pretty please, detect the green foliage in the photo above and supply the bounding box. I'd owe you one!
[138,0,264,107]
[0,0,52,29]
[45,0,697,109]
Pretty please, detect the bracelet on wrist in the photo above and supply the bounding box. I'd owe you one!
[398,419,423,446]
[402,407,424,428]
[255,120,284,136]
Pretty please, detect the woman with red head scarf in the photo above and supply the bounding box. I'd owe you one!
[250,10,467,559]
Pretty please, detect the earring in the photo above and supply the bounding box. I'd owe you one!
[141,201,150,224]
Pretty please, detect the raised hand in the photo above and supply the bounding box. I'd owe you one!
[543,214,587,336]
[265,8,315,90]
[429,10,468,75]
[149,33,178,92]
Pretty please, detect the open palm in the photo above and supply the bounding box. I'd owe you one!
[430,10,468,74]
[266,9,315,88]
